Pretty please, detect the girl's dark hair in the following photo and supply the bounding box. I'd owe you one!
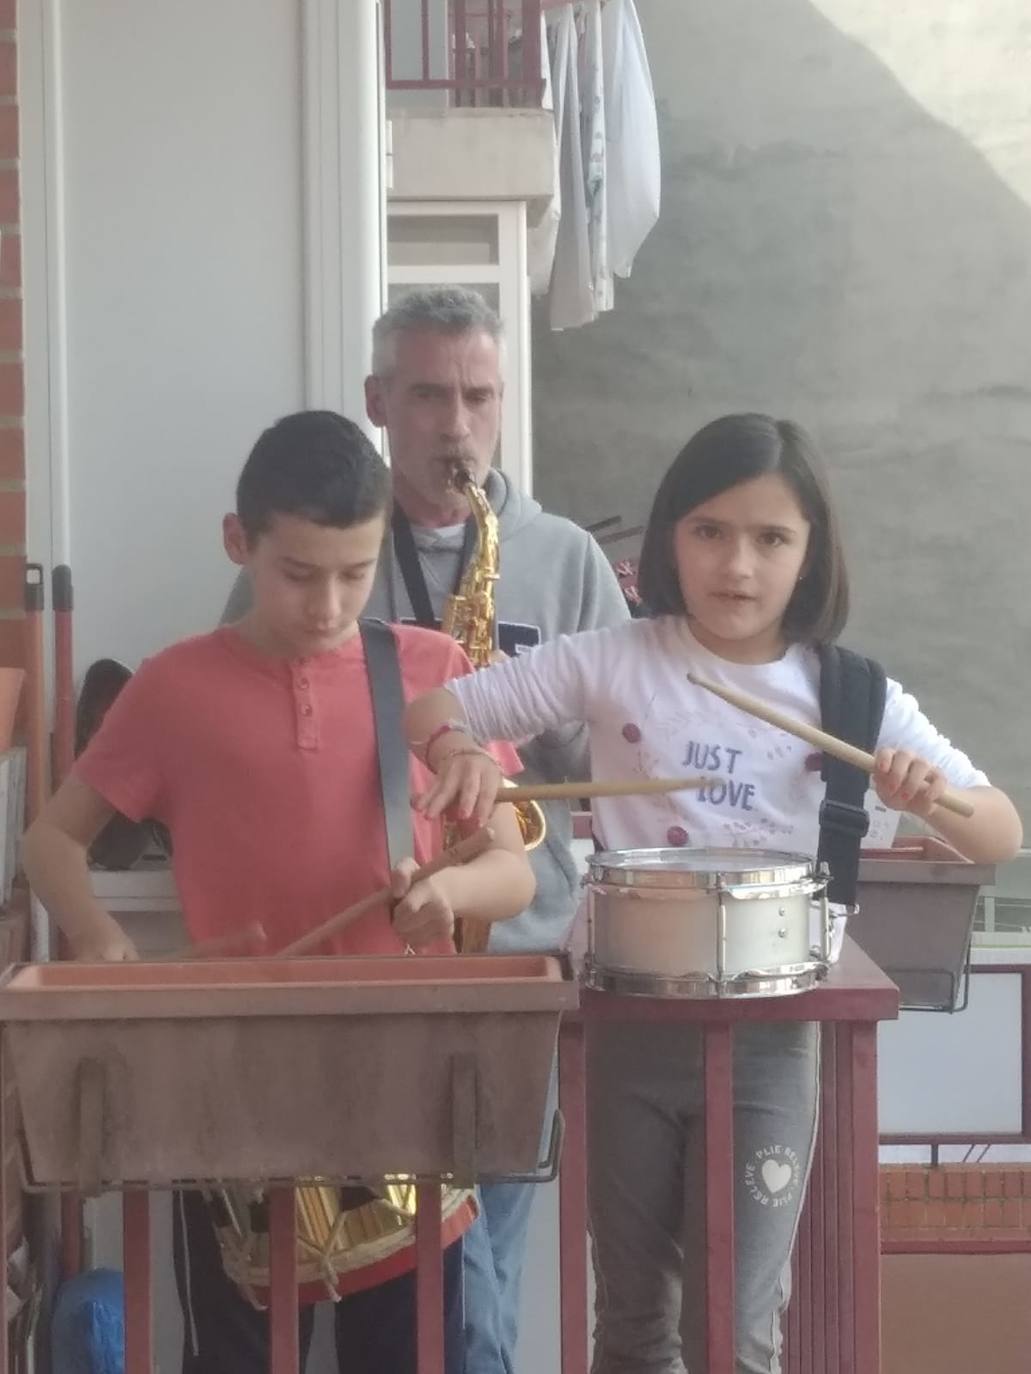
[637,413,849,644]
[236,410,390,542]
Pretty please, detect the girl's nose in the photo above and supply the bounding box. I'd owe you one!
[723,536,755,577]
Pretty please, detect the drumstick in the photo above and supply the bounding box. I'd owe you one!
[279,825,495,957]
[686,671,975,820]
[500,776,708,804]
[157,921,268,962]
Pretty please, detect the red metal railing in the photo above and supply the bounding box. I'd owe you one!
[384,0,544,108]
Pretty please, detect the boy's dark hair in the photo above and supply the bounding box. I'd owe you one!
[236,410,390,542]
[637,412,849,644]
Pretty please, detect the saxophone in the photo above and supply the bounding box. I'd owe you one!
[440,467,545,952]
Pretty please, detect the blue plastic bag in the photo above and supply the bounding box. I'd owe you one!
[52,1269,124,1374]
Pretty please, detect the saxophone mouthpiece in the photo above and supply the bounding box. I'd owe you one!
[447,460,474,493]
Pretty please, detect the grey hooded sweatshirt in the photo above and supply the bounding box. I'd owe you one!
[221,468,629,952]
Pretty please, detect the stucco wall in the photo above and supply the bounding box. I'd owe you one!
[532,0,1031,825]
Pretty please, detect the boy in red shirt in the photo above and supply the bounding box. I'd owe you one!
[23,410,534,1374]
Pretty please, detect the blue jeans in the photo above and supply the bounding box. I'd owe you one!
[462,1181,536,1374]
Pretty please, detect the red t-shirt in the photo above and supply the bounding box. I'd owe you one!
[74,625,520,956]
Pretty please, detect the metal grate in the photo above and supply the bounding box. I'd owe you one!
[974,849,1031,943]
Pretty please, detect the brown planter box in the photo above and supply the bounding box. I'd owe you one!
[848,837,994,1010]
[0,953,577,1190]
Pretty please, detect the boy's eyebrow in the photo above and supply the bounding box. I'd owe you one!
[279,554,379,572]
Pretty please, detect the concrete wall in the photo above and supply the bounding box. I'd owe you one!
[27,0,305,674]
[532,0,1031,825]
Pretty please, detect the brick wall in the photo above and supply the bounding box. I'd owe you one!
[881,1164,1031,1248]
[0,0,22,669]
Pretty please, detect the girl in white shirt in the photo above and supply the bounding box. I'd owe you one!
[406,413,1021,1374]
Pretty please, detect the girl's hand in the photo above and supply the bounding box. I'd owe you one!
[417,745,503,827]
[872,747,947,819]
[390,859,455,951]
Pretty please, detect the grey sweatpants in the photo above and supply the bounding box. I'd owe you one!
[586,1020,820,1374]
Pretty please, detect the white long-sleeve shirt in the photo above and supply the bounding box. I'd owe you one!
[450,616,988,860]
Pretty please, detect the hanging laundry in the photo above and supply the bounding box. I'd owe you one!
[528,12,561,295]
[547,5,596,329]
[602,0,660,277]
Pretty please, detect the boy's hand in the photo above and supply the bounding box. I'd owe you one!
[72,924,139,962]
[417,744,502,827]
[873,747,947,820]
[390,859,455,951]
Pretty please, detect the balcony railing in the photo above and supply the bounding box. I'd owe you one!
[384,0,544,109]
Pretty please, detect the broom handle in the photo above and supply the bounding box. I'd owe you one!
[280,826,495,957]
[500,776,708,803]
[687,671,974,819]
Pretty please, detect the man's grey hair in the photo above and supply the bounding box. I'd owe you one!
[370,286,505,377]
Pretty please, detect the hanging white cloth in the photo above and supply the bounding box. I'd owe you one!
[580,0,612,313]
[547,5,596,330]
[601,0,660,278]
[527,13,561,296]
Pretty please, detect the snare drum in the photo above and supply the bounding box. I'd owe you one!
[584,848,831,999]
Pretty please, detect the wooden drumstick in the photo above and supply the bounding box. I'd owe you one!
[499,776,709,804]
[279,825,496,957]
[686,671,975,820]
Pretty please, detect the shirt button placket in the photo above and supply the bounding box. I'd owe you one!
[294,666,319,749]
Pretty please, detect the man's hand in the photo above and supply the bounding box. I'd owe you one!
[390,858,456,951]
[872,747,947,820]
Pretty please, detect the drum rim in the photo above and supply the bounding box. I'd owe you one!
[586,846,817,891]
[582,957,826,1000]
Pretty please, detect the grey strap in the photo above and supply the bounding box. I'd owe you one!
[359,619,414,869]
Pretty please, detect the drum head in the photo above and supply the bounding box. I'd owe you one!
[586,847,815,892]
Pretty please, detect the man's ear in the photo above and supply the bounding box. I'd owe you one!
[223,513,249,566]
[365,374,387,427]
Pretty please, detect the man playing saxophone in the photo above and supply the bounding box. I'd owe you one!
[364,289,628,1374]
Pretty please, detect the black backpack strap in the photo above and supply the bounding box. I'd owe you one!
[359,619,413,870]
[817,644,886,907]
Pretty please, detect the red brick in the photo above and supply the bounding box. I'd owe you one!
[984,1199,1005,1228]
[0,488,23,543]
[0,616,23,668]
[942,1197,964,1228]
[906,1170,927,1200]
[0,296,19,351]
[0,425,21,479]
[0,43,15,98]
[0,232,19,288]
[1003,1170,1024,1199]
[924,1201,947,1228]
[0,104,15,159]
[1002,1199,1022,1228]
[966,1170,987,1199]
[927,1169,946,1199]
[983,1171,1004,1198]
[0,359,20,413]
[887,1170,908,1201]
[896,1200,927,1228]
[944,1171,965,1200]
[879,1171,890,1202]
[0,166,17,222]
[962,1200,984,1228]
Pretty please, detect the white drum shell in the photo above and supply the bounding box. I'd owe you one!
[585,848,830,998]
